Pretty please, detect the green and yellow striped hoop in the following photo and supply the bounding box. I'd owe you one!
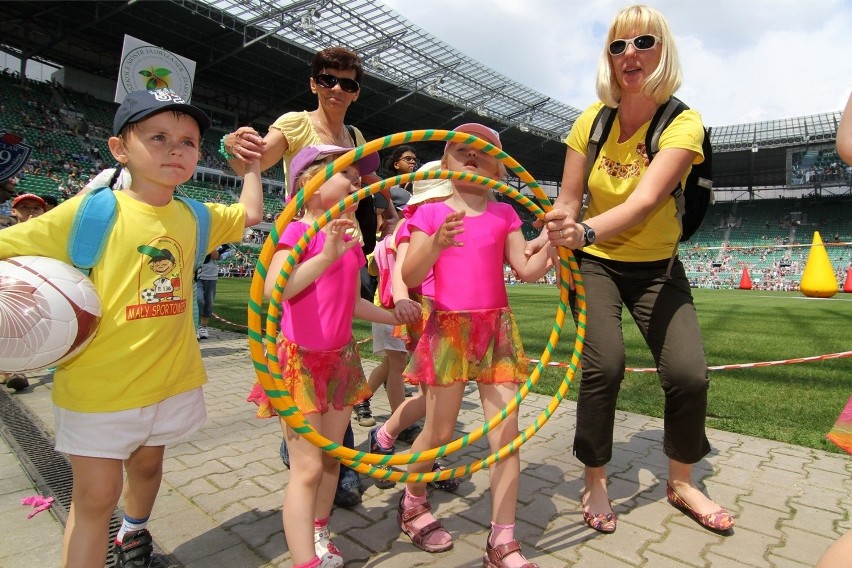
[246,129,587,483]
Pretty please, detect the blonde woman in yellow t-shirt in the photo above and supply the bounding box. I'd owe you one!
[532,4,733,537]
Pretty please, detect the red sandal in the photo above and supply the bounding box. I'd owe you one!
[483,534,539,568]
[397,494,453,553]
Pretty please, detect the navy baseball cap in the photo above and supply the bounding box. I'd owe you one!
[114,89,211,136]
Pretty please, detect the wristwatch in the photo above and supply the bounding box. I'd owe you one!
[579,222,596,246]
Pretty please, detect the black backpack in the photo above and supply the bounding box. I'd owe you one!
[582,97,713,242]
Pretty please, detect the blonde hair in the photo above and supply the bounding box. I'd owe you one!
[293,157,363,243]
[595,4,682,107]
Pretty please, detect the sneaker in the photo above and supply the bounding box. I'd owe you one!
[354,400,376,427]
[397,424,422,445]
[334,464,362,508]
[333,482,362,508]
[113,528,159,567]
[314,527,344,567]
[368,426,396,489]
[429,461,461,493]
[198,326,209,339]
[5,374,29,392]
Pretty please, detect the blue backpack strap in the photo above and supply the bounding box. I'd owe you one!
[174,196,210,332]
[174,195,211,273]
[68,187,118,276]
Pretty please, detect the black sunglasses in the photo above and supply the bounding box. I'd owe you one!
[608,34,660,56]
[313,73,360,93]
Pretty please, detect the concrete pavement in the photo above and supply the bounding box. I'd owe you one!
[1,326,849,567]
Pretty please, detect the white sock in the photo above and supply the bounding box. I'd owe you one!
[116,514,149,544]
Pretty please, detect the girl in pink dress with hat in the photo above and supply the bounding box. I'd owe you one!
[397,124,554,568]
[254,144,412,568]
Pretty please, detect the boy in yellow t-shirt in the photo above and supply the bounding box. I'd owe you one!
[0,88,264,567]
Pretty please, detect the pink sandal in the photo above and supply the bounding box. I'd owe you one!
[483,534,539,568]
[397,494,453,553]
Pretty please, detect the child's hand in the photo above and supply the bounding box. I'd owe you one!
[393,298,422,324]
[435,210,465,249]
[319,219,358,263]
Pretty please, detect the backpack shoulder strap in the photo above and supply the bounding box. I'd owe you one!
[345,124,358,146]
[580,105,617,221]
[68,187,118,275]
[643,97,694,275]
[645,98,689,215]
[645,96,689,158]
[174,195,211,273]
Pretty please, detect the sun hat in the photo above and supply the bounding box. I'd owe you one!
[445,122,503,151]
[287,144,380,196]
[113,88,211,135]
[12,193,47,209]
[407,161,454,206]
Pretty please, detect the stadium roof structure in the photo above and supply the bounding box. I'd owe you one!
[0,0,843,190]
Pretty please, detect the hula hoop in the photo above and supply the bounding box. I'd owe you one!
[246,130,587,482]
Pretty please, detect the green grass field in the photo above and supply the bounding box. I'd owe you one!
[212,278,852,454]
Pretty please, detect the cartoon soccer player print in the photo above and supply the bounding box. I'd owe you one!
[138,245,182,303]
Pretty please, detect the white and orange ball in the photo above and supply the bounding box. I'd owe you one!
[0,256,101,372]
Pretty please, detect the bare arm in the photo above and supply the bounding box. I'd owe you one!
[837,92,852,165]
[549,146,697,249]
[540,146,587,246]
[224,127,287,176]
[391,240,424,323]
[263,219,357,299]
[239,159,264,227]
[505,230,553,282]
[353,297,398,325]
[351,274,397,325]
[525,146,585,256]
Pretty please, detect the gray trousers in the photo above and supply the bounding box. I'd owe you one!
[572,253,711,467]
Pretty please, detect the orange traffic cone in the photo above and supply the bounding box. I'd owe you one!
[843,266,852,293]
[738,266,752,290]
[800,231,838,298]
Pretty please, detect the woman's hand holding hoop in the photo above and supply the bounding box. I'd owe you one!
[544,208,582,248]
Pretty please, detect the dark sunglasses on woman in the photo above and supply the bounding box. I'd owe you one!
[608,34,660,56]
[313,73,360,93]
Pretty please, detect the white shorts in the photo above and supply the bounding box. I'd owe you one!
[54,388,207,459]
[372,322,407,355]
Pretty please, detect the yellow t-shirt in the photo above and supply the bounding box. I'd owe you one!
[0,191,246,412]
[270,110,366,191]
[566,101,705,262]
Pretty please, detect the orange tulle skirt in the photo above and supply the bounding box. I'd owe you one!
[246,336,370,418]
